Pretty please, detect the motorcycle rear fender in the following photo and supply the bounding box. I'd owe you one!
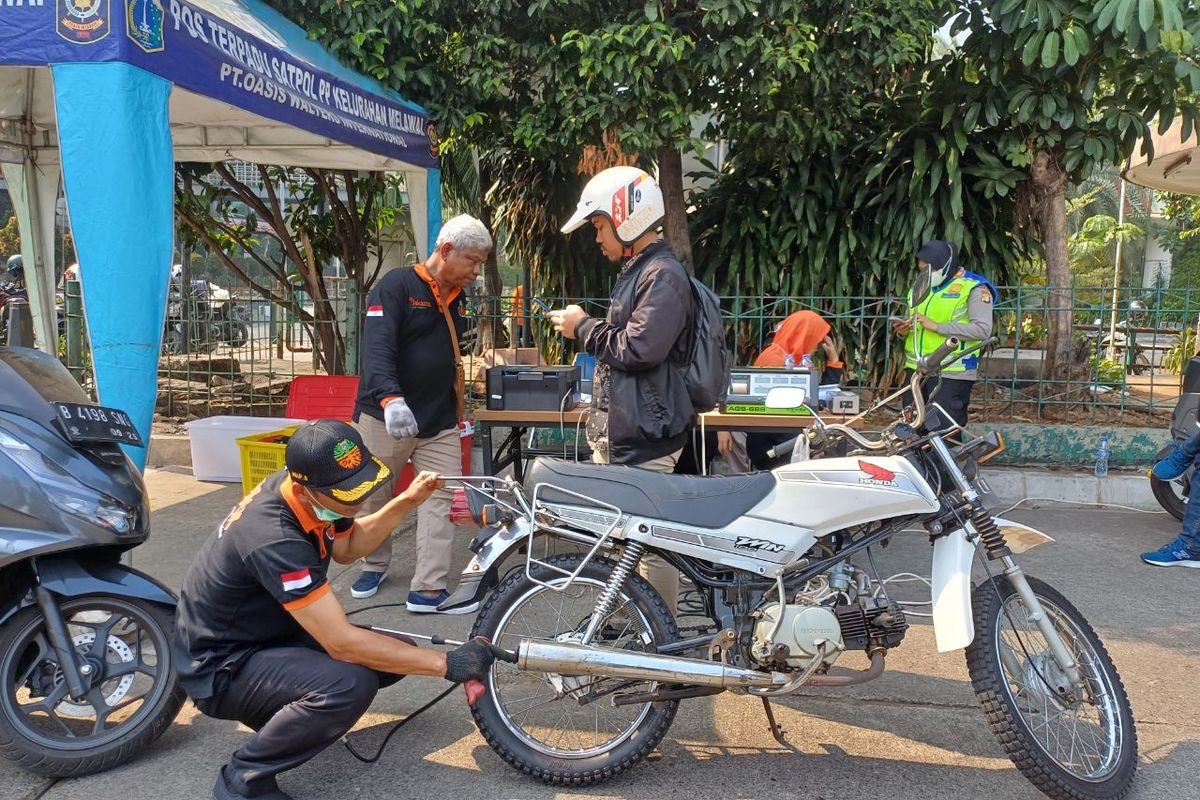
[931,527,976,653]
[438,517,531,612]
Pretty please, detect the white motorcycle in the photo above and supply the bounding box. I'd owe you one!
[443,337,1136,800]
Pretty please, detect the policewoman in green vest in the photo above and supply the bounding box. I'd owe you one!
[891,240,996,429]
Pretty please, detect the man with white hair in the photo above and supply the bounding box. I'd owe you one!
[350,214,492,611]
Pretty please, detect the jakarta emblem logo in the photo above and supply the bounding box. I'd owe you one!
[58,0,109,44]
[126,0,164,53]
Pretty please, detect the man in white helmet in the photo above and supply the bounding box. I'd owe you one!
[549,166,694,614]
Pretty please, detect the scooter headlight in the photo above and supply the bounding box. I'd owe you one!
[0,427,137,534]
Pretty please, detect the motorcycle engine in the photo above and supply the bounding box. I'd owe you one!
[751,602,843,669]
[751,597,909,670]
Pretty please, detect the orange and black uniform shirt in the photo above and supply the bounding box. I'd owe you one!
[353,263,466,437]
[173,470,354,701]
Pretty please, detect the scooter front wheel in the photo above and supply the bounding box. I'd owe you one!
[469,553,679,785]
[0,595,185,777]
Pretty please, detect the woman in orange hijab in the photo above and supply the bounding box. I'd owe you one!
[754,310,843,378]
[702,310,843,471]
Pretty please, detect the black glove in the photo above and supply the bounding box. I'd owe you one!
[444,638,507,684]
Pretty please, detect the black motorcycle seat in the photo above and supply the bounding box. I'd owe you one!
[524,457,775,529]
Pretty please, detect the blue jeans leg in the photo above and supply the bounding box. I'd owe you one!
[1182,429,1200,466]
[1179,470,1200,554]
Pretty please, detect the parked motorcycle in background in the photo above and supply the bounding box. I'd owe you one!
[444,275,1137,800]
[0,344,184,776]
[162,272,250,355]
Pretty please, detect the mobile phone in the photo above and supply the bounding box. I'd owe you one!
[889,316,907,324]
[531,297,552,314]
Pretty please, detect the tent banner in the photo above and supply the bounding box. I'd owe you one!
[0,0,438,168]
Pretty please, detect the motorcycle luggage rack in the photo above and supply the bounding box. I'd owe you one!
[526,482,623,591]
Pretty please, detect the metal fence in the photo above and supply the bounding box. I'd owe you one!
[54,277,1200,427]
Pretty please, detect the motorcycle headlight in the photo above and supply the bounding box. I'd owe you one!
[0,427,137,534]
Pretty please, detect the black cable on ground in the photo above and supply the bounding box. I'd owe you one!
[341,683,461,764]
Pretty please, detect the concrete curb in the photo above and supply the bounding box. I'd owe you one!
[980,465,1160,511]
[146,434,192,470]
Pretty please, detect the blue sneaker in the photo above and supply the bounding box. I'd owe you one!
[406,589,479,615]
[350,570,386,599]
[1152,446,1193,481]
[1141,538,1200,568]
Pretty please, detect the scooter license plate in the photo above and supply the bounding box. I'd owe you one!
[54,402,144,447]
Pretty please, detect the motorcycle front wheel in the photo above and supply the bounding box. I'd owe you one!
[1149,445,1188,521]
[966,576,1136,800]
[0,596,185,777]
[470,553,679,785]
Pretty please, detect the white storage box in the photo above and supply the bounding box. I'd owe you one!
[184,416,304,482]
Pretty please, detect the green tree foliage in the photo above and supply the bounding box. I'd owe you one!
[948,0,1200,380]
[0,216,19,262]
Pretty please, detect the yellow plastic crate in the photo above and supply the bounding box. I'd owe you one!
[235,425,299,494]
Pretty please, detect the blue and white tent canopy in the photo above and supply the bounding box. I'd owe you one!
[0,0,441,468]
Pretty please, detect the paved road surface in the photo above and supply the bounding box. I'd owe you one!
[6,469,1197,800]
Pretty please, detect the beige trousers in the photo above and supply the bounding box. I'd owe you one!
[591,446,682,616]
[355,415,461,591]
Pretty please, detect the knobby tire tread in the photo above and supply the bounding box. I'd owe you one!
[469,554,679,785]
[965,576,1136,800]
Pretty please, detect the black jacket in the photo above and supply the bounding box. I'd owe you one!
[576,242,695,464]
[353,265,465,437]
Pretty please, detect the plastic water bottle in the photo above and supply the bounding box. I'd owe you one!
[801,353,814,370]
[1095,433,1110,478]
[784,353,797,369]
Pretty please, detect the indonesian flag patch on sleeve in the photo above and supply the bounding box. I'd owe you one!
[281,568,313,592]
[367,305,384,317]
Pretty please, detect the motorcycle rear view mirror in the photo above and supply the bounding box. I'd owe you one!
[764,386,808,410]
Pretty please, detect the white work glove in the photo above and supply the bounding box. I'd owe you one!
[384,397,419,439]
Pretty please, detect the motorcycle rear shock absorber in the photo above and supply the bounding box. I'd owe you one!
[580,541,646,644]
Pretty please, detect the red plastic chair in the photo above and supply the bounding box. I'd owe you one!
[285,375,361,422]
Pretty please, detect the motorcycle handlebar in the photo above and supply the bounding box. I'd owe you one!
[813,336,999,453]
[918,337,961,375]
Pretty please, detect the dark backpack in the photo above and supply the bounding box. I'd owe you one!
[683,276,729,412]
[620,246,729,412]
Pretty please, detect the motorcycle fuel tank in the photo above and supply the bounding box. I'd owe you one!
[748,455,940,535]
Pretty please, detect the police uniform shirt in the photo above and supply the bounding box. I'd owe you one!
[173,470,354,700]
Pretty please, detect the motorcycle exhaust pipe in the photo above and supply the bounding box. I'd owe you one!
[516,638,787,690]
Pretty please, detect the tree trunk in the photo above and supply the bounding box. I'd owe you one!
[475,161,504,356]
[1031,150,1072,383]
[657,145,694,273]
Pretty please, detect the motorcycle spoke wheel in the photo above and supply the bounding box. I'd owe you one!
[967,576,1136,800]
[995,598,1121,780]
[490,577,655,758]
[470,553,679,785]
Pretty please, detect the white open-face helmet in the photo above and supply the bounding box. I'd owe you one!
[561,166,665,246]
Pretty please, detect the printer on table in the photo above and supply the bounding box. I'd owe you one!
[486,365,581,411]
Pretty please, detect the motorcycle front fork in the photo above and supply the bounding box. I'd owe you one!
[997,560,1086,691]
[927,436,1087,692]
[34,587,90,698]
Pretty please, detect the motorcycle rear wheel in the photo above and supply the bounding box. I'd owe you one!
[0,596,185,777]
[966,576,1136,800]
[469,553,679,785]
[1149,445,1188,521]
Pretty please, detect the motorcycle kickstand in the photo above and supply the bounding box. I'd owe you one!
[761,697,791,749]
